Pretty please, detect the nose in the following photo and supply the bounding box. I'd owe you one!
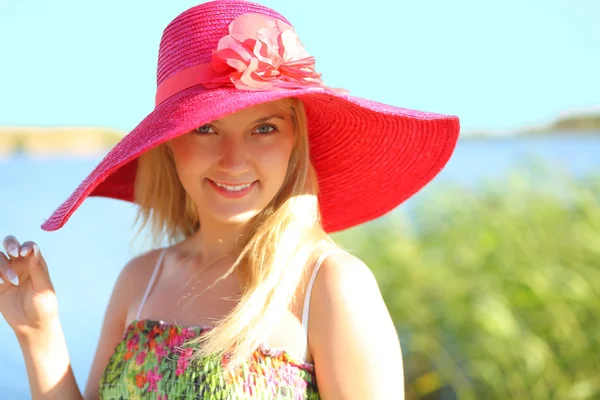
[218,136,250,176]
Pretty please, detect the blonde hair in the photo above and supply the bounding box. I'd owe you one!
[134,98,334,367]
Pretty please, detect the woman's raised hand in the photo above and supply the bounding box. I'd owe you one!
[0,235,58,338]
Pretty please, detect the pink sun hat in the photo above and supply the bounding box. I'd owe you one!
[41,0,460,233]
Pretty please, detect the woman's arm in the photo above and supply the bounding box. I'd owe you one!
[17,319,82,400]
[310,253,405,399]
[0,238,84,400]
[2,238,151,400]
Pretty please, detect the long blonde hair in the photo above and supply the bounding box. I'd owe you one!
[134,98,333,367]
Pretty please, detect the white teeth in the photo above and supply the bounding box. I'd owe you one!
[214,181,253,191]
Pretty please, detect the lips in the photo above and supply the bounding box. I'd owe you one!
[212,181,254,191]
[207,179,257,198]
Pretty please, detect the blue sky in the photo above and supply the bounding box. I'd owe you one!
[0,0,598,134]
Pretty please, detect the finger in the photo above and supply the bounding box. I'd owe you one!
[0,252,5,285]
[0,252,19,286]
[3,236,21,259]
[19,241,35,258]
[28,243,53,292]
[20,241,46,278]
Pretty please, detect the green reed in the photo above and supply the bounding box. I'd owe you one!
[334,166,600,399]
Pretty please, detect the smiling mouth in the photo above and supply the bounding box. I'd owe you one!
[207,179,257,196]
[212,181,253,191]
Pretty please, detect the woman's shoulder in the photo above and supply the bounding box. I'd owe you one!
[110,248,166,305]
[308,249,387,329]
[117,247,165,284]
[314,251,378,298]
[108,248,167,322]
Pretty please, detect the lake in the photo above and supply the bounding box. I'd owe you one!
[0,134,598,397]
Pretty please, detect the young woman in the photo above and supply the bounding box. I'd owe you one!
[0,1,459,398]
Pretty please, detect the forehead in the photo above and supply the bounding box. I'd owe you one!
[214,100,293,125]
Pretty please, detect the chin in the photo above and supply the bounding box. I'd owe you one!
[211,208,264,225]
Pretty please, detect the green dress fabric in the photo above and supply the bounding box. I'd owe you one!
[98,319,320,399]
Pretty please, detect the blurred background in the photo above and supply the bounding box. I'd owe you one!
[1,0,598,398]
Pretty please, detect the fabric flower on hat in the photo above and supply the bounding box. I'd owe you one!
[205,13,324,91]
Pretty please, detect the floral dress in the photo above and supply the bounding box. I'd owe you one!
[98,319,320,399]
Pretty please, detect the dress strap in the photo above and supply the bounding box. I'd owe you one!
[300,249,348,361]
[135,249,167,320]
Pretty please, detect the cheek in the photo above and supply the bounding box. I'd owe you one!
[169,137,212,178]
[172,135,210,166]
[259,136,294,180]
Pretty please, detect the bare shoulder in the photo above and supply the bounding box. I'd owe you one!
[115,248,165,319]
[118,248,164,286]
[309,251,405,399]
[315,252,379,297]
[310,252,387,329]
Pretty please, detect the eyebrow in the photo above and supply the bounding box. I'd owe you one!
[212,114,286,126]
[253,114,286,124]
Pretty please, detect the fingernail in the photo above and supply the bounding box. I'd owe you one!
[0,276,4,284]
[20,247,30,257]
[6,268,19,285]
[7,244,19,258]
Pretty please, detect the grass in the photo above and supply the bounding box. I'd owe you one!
[334,167,600,399]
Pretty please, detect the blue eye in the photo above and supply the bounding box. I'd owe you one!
[255,124,276,134]
[195,125,214,134]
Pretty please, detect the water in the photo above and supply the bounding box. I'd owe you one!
[0,134,598,397]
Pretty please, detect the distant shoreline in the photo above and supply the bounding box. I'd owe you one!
[464,112,600,138]
[459,130,600,140]
[0,127,125,158]
[1,112,598,157]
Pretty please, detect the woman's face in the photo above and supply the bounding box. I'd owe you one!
[168,100,296,225]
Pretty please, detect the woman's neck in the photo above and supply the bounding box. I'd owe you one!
[183,216,252,262]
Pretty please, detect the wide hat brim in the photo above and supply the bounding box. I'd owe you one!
[41,85,459,233]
